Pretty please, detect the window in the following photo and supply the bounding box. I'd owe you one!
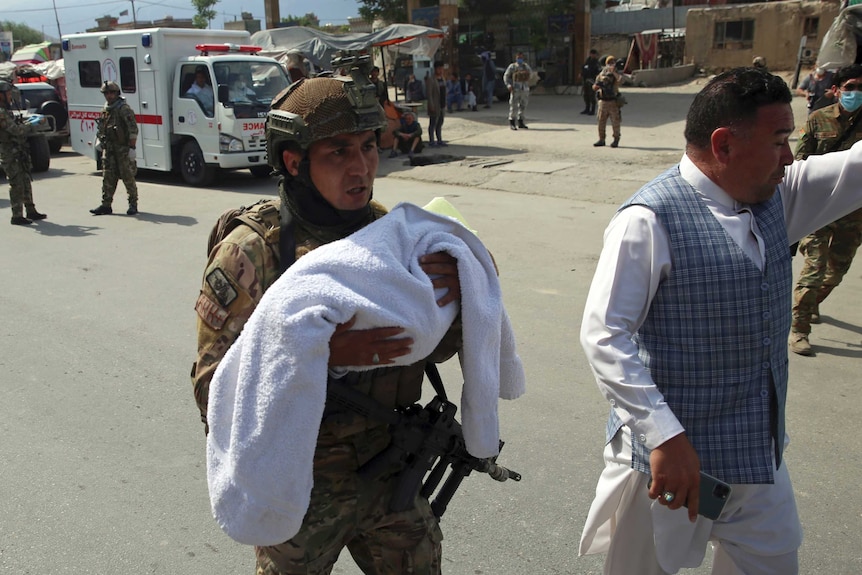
[713,19,755,49]
[78,60,102,88]
[803,17,819,41]
[119,57,136,93]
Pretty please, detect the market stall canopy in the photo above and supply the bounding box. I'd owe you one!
[11,41,52,65]
[817,3,862,71]
[251,24,444,70]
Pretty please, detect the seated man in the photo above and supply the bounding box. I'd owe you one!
[406,74,425,102]
[228,73,256,102]
[461,73,477,112]
[389,111,423,158]
[185,66,214,116]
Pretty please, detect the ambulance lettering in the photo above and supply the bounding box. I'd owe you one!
[242,121,265,137]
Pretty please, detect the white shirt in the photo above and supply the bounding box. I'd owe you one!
[580,141,862,451]
[186,82,214,114]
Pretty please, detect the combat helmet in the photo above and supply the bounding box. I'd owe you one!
[266,51,387,173]
[100,81,121,93]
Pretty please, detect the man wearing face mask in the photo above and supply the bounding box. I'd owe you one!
[789,64,862,356]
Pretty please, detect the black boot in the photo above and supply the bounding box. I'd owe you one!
[509,119,517,130]
[518,119,528,129]
[593,140,606,147]
[580,108,590,115]
[90,204,113,215]
[127,203,138,215]
[610,138,620,148]
[11,215,33,225]
[26,206,47,220]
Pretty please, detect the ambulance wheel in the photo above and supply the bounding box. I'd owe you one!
[249,165,272,178]
[29,135,51,173]
[180,140,215,186]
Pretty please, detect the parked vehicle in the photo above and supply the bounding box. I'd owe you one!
[62,28,291,185]
[15,81,69,153]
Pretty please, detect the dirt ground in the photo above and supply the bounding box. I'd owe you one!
[380,70,810,206]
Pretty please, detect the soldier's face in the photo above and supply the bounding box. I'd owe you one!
[104,91,119,103]
[283,130,379,211]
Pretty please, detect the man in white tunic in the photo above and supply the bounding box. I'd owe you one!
[579,67,862,574]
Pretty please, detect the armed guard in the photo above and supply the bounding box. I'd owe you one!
[504,52,532,130]
[90,81,139,216]
[0,80,48,225]
[193,55,473,574]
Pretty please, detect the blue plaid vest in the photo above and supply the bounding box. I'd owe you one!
[607,166,791,484]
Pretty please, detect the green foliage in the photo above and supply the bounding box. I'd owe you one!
[357,0,407,26]
[191,0,219,29]
[0,21,45,45]
[282,13,321,28]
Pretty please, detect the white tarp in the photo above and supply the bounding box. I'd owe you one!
[817,4,862,70]
[250,24,443,70]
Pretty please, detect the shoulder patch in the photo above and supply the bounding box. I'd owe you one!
[195,292,230,330]
[206,268,238,307]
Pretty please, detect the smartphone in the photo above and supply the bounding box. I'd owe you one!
[648,471,732,520]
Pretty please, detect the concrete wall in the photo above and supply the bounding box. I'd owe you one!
[592,5,696,35]
[685,0,840,71]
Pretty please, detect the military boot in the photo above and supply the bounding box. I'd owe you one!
[90,205,113,215]
[593,140,605,147]
[509,119,517,130]
[11,215,33,225]
[517,119,528,129]
[788,332,814,356]
[611,137,620,148]
[26,205,47,220]
[127,203,138,216]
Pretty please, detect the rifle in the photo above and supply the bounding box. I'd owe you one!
[326,363,521,519]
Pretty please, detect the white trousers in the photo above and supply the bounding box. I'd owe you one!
[579,427,802,574]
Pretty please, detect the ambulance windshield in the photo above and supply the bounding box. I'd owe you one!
[214,61,290,115]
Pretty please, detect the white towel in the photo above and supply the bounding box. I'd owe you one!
[206,202,526,546]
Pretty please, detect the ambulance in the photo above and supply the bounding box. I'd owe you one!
[62,28,291,185]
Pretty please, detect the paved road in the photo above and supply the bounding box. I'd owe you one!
[2,83,860,574]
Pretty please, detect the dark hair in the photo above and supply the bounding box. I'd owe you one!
[832,64,862,89]
[371,66,380,73]
[590,49,598,55]
[434,61,443,69]
[684,67,791,149]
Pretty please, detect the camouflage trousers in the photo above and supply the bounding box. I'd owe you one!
[508,89,529,122]
[791,215,862,334]
[3,160,34,217]
[597,99,621,141]
[255,427,443,575]
[101,148,138,207]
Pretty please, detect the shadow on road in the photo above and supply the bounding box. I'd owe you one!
[28,220,102,237]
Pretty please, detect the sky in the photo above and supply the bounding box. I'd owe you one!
[0,0,362,41]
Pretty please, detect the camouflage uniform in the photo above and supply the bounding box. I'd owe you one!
[98,97,138,209]
[503,59,531,127]
[0,99,39,219]
[791,103,862,336]
[192,183,462,574]
[595,65,621,145]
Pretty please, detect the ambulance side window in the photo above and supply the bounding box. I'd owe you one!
[120,57,136,93]
[79,61,102,88]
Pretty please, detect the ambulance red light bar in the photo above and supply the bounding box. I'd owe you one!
[196,44,263,55]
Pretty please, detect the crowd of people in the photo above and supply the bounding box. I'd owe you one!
[6,49,862,575]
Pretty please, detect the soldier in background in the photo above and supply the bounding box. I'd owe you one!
[0,80,48,226]
[580,49,601,116]
[593,55,622,148]
[504,51,532,130]
[789,64,862,356]
[90,81,139,216]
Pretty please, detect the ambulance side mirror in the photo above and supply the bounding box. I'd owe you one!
[217,84,229,104]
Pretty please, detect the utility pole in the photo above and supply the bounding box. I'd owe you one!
[131,0,138,28]
[52,0,62,39]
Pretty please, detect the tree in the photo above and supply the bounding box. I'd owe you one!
[191,0,219,29]
[0,21,45,46]
[357,0,406,26]
[281,13,321,28]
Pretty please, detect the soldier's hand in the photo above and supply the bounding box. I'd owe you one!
[420,252,460,307]
[329,315,414,367]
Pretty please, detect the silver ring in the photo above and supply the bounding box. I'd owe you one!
[372,353,380,365]
[662,491,675,503]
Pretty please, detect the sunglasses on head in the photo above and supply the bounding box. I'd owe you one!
[841,83,862,92]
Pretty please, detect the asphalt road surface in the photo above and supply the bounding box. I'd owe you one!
[2,88,861,574]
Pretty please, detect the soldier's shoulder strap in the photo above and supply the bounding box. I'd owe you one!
[206,198,281,258]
